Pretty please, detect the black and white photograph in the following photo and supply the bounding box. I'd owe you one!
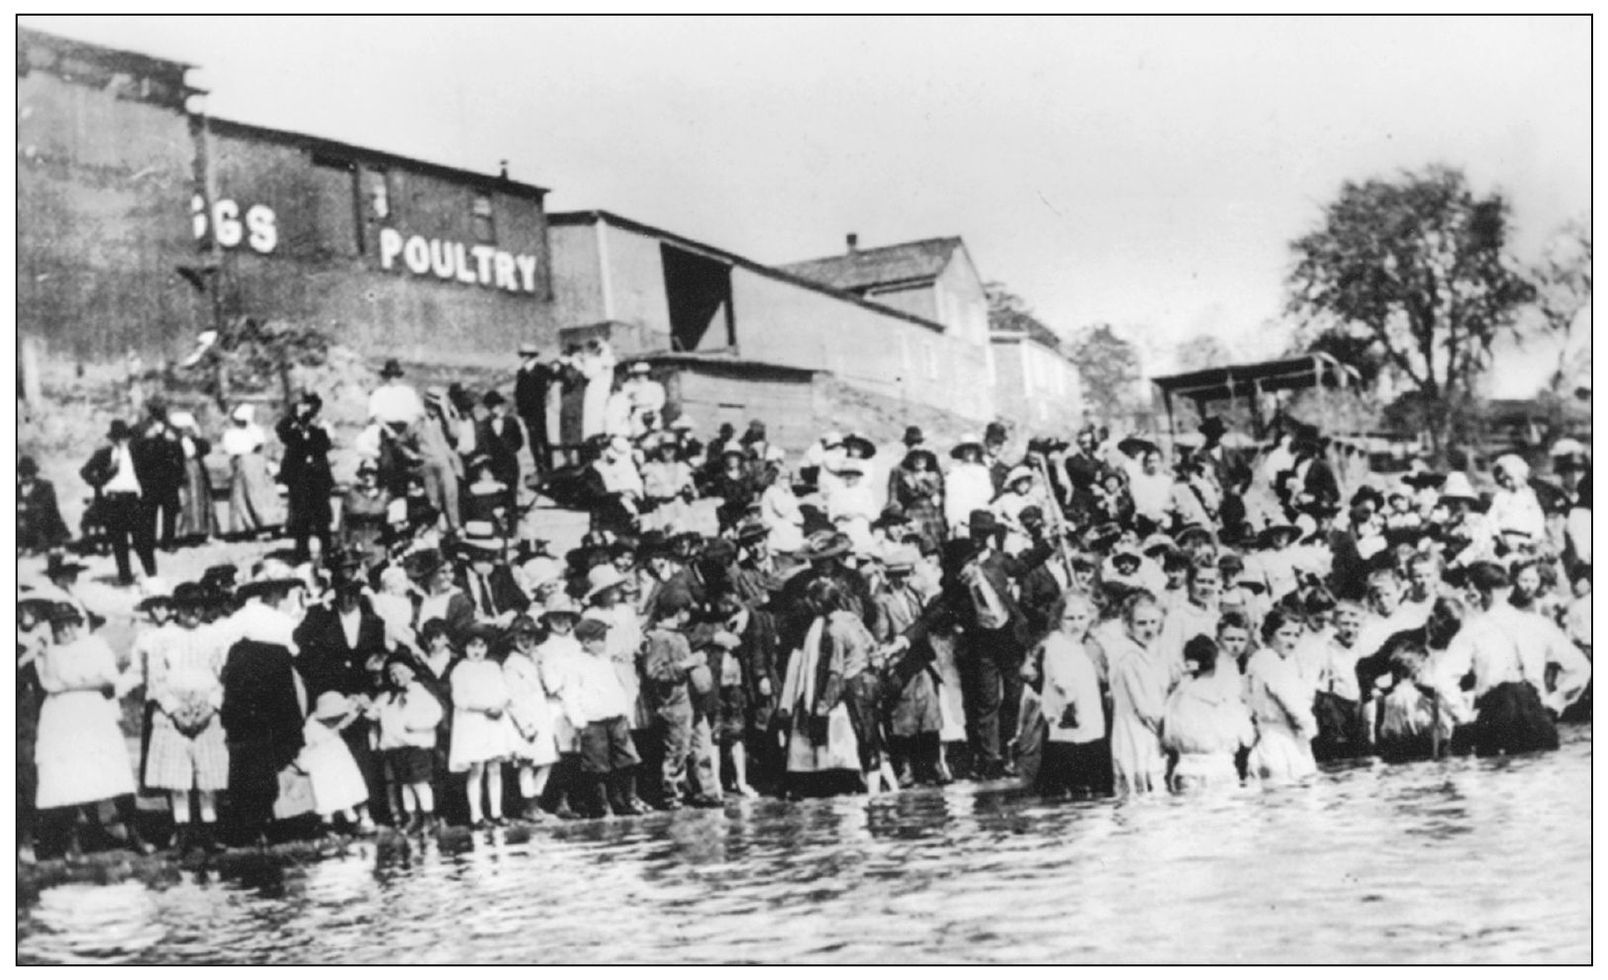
[13,13,1592,964]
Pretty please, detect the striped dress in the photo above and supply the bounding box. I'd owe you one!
[144,623,230,792]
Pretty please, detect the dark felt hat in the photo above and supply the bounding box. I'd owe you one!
[379,358,405,379]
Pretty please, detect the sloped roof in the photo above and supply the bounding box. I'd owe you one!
[779,237,963,293]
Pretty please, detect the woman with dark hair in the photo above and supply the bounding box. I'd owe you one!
[889,447,946,553]
[1162,634,1254,791]
[1358,596,1469,761]
[1244,606,1318,782]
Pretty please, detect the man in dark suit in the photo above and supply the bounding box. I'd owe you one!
[294,566,390,822]
[220,578,308,845]
[984,421,1011,496]
[134,403,186,551]
[513,342,559,480]
[941,509,1052,779]
[479,390,524,516]
[80,419,158,585]
[276,392,335,564]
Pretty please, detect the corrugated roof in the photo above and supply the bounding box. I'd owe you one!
[778,237,963,293]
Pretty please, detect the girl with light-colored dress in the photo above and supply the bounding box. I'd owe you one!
[503,619,561,820]
[298,692,376,831]
[142,595,229,844]
[449,626,514,827]
[1244,607,1319,782]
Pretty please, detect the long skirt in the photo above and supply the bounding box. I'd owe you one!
[144,710,229,792]
[178,458,218,540]
[35,690,136,809]
[1110,716,1166,794]
[228,453,283,533]
[929,631,969,743]
[1249,723,1317,782]
[1038,738,1109,795]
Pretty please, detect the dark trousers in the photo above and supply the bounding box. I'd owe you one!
[145,489,181,549]
[102,492,157,583]
[958,627,1025,770]
[521,415,552,480]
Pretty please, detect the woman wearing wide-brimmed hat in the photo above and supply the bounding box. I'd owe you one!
[33,602,154,857]
[887,445,946,553]
[222,403,283,538]
[943,434,993,538]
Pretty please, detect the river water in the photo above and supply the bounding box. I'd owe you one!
[17,723,1590,964]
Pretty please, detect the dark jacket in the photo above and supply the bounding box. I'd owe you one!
[514,361,559,423]
[220,638,307,768]
[476,415,523,488]
[18,478,71,552]
[275,415,335,497]
[132,428,186,498]
[937,540,1054,648]
[456,564,530,620]
[294,600,390,699]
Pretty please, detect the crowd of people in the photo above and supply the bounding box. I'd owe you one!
[14,341,1594,864]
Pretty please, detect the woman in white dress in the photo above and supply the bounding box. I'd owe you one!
[1107,592,1179,795]
[759,454,806,555]
[1244,607,1319,782]
[943,437,994,538]
[1162,635,1255,791]
[1034,592,1109,796]
[579,339,618,441]
[1487,454,1547,544]
[34,603,152,856]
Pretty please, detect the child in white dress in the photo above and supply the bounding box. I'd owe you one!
[298,691,376,832]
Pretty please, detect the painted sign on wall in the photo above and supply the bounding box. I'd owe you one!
[192,195,278,253]
[378,227,539,294]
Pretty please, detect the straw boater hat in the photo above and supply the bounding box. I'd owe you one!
[518,341,540,357]
[629,362,652,375]
[883,544,921,573]
[585,564,627,601]
[798,530,852,562]
[1005,465,1035,487]
[734,518,769,544]
[541,593,582,621]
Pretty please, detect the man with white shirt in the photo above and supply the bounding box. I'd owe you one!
[80,419,157,585]
[1442,561,1590,756]
[367,359,425,430]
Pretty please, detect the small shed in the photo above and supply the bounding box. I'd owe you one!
[1149,353,1360,442]
[638,352,823,453]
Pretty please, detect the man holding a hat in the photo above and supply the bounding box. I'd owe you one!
[80,418,159,585]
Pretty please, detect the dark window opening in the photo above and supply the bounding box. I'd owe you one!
[661,244,735,353]
[472,193,495,244]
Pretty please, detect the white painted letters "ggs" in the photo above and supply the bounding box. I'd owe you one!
[378,228,538,294]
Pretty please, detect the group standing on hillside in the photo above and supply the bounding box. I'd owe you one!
[15,340,1593,864]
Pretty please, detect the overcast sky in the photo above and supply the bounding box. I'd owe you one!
[25,15,1590,386]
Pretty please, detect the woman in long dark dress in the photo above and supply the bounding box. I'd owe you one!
[171,411,219,544]
[888,448,946,553]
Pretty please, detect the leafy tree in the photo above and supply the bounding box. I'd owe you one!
[1066,322,1144,427]
[985,281,1062,351]
[1175,334,1235,372]
[1527,213,1591,391]
[1286,165,1536,459]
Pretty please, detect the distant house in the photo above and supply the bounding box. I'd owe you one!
[989,318,1083,431]
[550,214,995,423]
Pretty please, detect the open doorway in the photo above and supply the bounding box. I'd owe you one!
[661,244,735,352]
